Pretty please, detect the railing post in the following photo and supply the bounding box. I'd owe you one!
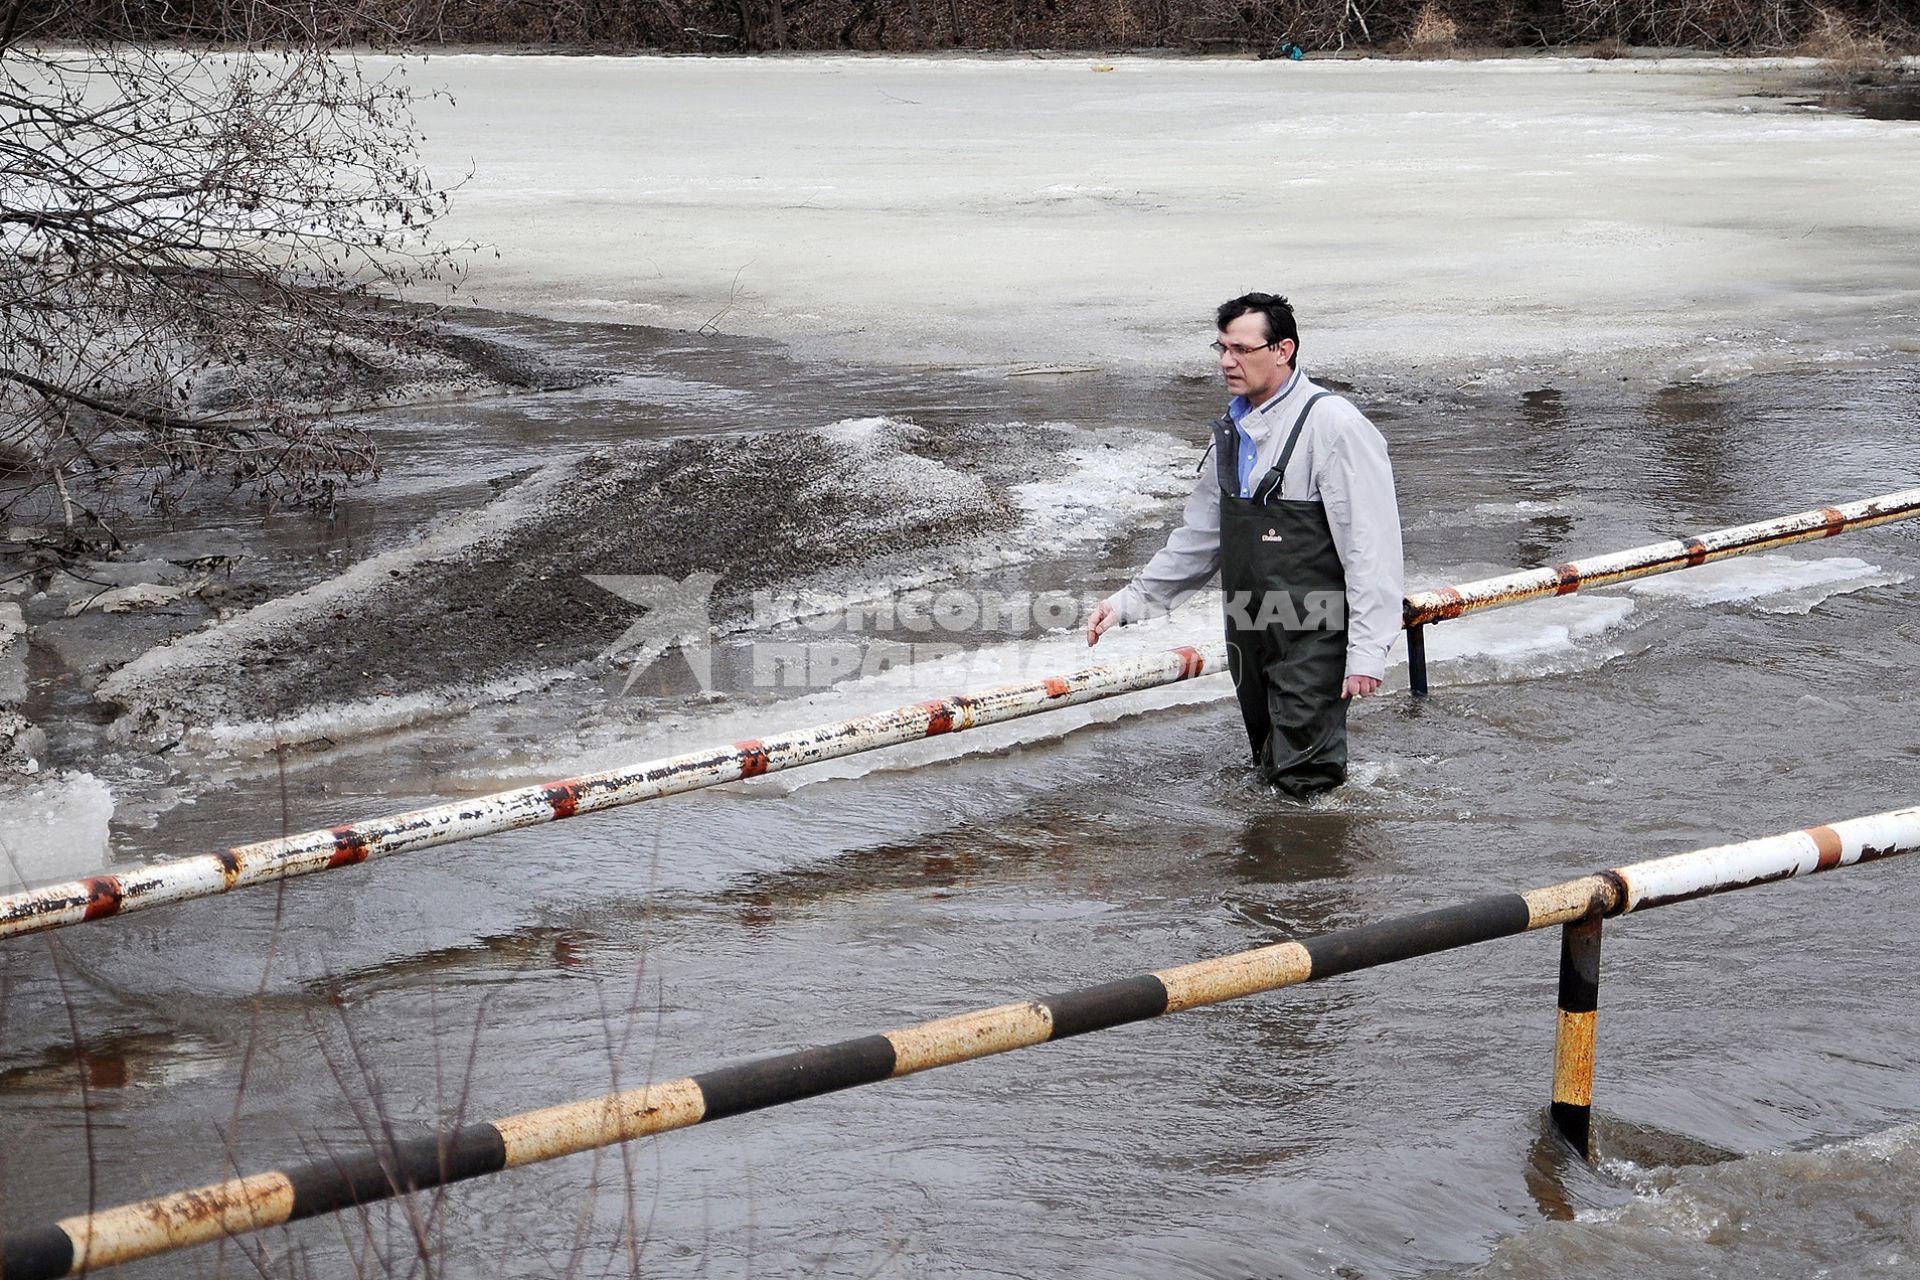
[1406,623,1429,698]
[1549,913,1602,1158]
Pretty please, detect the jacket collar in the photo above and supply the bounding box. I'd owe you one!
[1227,368,1305,427]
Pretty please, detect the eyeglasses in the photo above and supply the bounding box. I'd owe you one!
[1211,340,1276,358]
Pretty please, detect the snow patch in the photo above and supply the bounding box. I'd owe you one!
[725,422,1190,632]
[96,456,583,746]
[0,772,114,892]
[1422,594,1636,664]
[187,672,575,758]
[485,601,1235,793]
[1008,428,1195,546]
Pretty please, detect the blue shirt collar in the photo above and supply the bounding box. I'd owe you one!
[1227,368,1302,425]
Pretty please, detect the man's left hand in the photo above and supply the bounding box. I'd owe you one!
[1341,675,1381,699]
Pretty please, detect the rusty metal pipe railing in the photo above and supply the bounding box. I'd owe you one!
[1399,487,1920,695]
[2,489,1914,943]
[5,805,1913,1279]
[0,645,1223,942]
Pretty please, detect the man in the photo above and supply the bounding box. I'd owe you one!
[1086,292,1404,796]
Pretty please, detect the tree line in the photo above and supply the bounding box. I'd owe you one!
[18,0,1920,54]
[1,0,1906,536]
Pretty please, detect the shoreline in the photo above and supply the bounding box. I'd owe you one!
[337,45,1920,60]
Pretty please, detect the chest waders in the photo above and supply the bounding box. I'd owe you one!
[1214,391,1350,797]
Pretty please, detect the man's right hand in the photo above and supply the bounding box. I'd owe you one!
[1086,600,1118,647]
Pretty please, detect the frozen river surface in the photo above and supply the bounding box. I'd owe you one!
[418,54,1920,379]
[3,54,1920,1280]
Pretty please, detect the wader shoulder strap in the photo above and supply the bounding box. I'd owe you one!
[1250,391,1336,505]
[1206,414,1236,490]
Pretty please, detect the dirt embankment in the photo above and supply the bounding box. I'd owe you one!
[0,316,606,766]
[93,419,1041,751]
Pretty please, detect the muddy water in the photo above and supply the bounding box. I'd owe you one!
[3,313,1919,1279]
[1808,73,1920,121]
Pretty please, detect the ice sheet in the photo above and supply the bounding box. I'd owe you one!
[0,772,114,892]
[1624,552,1905,612]
[405,55,1920,382]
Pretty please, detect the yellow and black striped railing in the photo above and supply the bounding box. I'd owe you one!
[6,806,1915,1278]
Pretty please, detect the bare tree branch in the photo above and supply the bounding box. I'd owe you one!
[0,7,465,524]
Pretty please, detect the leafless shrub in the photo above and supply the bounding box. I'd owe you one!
[1799,4,1891,73]
[0,2,467,529]
[1404,0,1459,55]
[1560,0,1801,48]
[1175,0,1383,56]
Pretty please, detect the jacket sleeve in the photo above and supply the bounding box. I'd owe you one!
[1105,462,1224,624]
[1316,410,1405,682]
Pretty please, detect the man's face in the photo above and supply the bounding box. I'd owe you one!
[1218,312,1296,406]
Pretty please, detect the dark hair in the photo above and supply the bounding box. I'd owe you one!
[1215,292,1299,358]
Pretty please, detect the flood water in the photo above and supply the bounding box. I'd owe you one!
[3,303,1917,1279]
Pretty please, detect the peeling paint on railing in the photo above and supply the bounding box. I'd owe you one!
[1404,487,1920,627]
[0,645,1226,941]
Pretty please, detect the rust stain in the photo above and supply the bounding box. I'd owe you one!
[1808,824,1845,871]
[60,1172,297,1268]
[542,781,583,819]
[1405,586,1467,626]
[81,875,124,921]
[327,827,370,870]
[214,848,242,885]
[1396,494,1920,627]
[161,1187,232,1230]
[1551,1009,1597,1106]
[1598,869,1630,917]
[1857,842,1902,863]
[885,1001,1055,1075]
[1156,942,1312,1011]
[1043,677,1072,698]
[495,1079,708,1165]
[735,740,771,778]
[921,701,957,736]
[80,1048,131,1090]
[1173,645,1206,679]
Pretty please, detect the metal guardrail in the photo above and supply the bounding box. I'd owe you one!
[0,488,1913,943]
[0,645,1222,941]
[6,806,1915,1278]
[1400,487,1920,695]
